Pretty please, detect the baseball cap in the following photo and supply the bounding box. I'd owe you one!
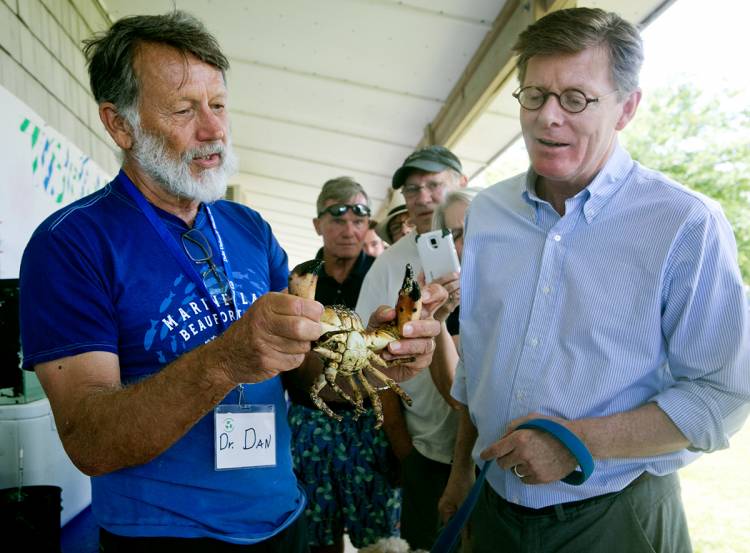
[392,145,463,189]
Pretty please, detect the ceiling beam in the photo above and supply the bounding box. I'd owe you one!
[421,0,576,149]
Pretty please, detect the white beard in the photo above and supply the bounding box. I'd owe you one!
[129,120,238,204]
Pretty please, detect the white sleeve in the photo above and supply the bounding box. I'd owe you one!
[355,253,392,324]
[451,354,468,405]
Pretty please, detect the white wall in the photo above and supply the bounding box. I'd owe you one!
[0,0,118,175]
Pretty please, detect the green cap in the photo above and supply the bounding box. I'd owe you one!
[392,145,463,189]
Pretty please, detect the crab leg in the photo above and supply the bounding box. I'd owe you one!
[346,374,365,414]
[324,365,360,408]
[356,370,385,428]
[310,373,342,422]
[363,359,413,407]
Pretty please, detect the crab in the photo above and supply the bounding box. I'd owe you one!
[288,259,422,427]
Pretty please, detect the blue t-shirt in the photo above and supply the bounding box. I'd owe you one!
[19,171,304,544]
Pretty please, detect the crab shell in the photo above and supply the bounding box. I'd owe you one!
[288,260,421,427]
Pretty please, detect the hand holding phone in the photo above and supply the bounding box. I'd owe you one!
[416,229,461,283]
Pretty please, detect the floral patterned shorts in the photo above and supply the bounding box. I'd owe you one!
[288,403,401,548]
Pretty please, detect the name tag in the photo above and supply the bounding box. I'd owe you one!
[214,404,276,470]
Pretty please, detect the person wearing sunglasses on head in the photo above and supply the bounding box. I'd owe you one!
[17,12,446,552]
[283,176,402,553]
[441,8,750,552]
[311,177,373,302]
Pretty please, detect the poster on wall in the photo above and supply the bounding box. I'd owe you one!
[0,85,112,278]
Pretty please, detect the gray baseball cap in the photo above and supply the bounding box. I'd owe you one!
[392,145,463,189]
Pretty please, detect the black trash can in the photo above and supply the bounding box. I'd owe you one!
[0,485,62,552]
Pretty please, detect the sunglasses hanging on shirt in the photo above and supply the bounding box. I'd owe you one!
[181,228,230,294]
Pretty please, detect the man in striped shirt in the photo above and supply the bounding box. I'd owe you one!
[440,8,750,552]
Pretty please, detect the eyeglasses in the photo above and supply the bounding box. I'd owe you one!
[512,86,619,114]
[181,228,229,294]
[317,203,371,218]
[401,180,445,199]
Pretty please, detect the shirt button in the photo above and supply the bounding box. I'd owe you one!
[553,234,561,242]
[530,337,539,347]
[543,286,551,294]
[516,391,524,400]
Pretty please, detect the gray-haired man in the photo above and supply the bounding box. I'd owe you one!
[19,12,443,551]
[441,8,750,552]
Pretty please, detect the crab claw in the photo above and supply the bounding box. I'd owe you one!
[396,263,422,334]
[288,259,323,300]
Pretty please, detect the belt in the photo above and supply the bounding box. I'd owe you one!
[497,472,651,518]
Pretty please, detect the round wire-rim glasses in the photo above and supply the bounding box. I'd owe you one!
[512,86,619,114]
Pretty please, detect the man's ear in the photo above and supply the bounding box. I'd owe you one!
[458,174,468,189]
[99,102,135,150]
[312,217,322,236]
[615,88,642,131]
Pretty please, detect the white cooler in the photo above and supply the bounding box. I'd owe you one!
[0,398,91,525]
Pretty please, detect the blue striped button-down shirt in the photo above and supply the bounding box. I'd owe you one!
[453,144,750,508]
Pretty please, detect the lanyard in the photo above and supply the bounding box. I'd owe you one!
[204,203,240,321]
[430,461,490,553]
[119,172,240,329]
[430,419,594,552]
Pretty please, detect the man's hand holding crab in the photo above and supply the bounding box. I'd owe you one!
[213,292,324,385]
[366,278,448,383]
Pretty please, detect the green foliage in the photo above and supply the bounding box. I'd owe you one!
[680,423,750,552]
[621,83,750,283]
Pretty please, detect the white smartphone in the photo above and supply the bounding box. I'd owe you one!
[416,229,461,283]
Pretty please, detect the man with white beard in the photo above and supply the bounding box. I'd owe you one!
[18,11,444,551]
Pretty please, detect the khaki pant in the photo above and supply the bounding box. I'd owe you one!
[466,473,692,553]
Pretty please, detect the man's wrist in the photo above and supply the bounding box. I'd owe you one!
[196,341,238,399]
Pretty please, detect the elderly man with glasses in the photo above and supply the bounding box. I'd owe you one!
[284,176,402,553]
[17,12,444,552]
[439,8,750,552]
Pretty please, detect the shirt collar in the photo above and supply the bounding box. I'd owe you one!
[582,143,633,223]
[116,170,208,230]
[520,142,634,224]
[315,248,373,279]
[350,250,374,277]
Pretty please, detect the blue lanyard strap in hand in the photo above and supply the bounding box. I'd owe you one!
[430,418,594,553]
[516,418,594,486]
[430,461,491,553]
